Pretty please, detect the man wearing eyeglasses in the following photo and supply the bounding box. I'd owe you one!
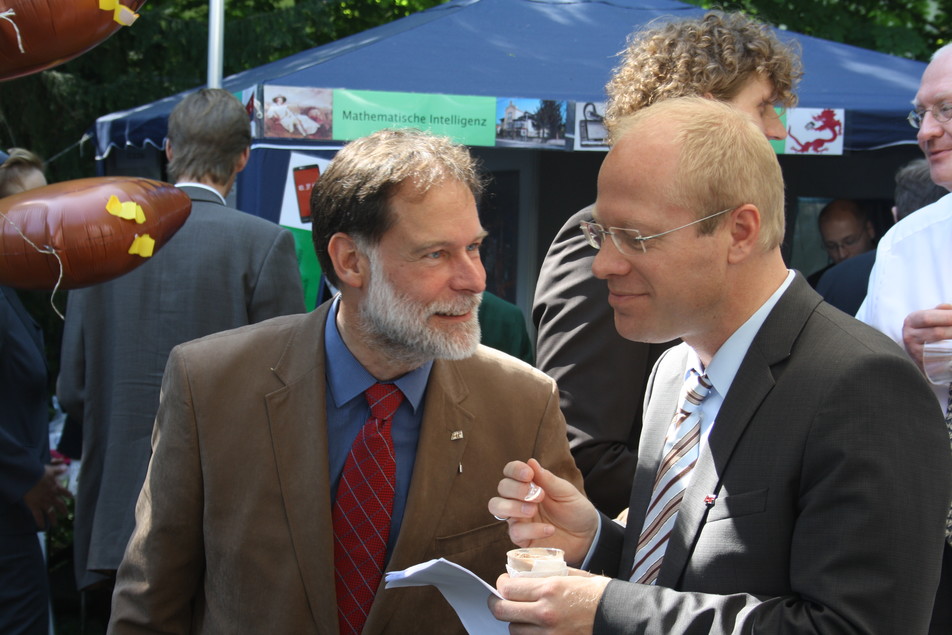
[806,198,875,287]
[532,11,802,519]
[488,97,949,634]
[857,43,952,635]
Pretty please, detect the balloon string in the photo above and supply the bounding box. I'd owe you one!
[0,210,65,320]
[0,10,25,54]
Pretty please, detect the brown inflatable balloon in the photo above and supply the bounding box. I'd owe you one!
[0,0,147,81]
[0,177,191,290]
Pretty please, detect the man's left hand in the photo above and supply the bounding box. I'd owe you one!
[488,569,610,634]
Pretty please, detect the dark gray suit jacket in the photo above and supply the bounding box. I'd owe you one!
[533,205,673,516]
[58,185,305,589]
[588,275,950,633]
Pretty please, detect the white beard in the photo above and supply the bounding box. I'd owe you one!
[357,252,482,367]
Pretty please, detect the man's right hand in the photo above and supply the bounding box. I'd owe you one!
[488,458,599,565]
[902,304,952,372]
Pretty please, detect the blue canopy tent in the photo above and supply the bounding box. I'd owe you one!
[96,0,926,155]
[93,0,929,306]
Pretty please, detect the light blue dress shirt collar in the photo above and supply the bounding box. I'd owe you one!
[689,269,796,442]
[324,296,431,411]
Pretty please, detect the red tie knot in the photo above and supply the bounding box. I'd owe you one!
[365,383,404,421]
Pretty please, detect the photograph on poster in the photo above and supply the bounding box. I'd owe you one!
[263,86,333,140]
[494,98,567,149]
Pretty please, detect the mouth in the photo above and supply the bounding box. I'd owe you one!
[607,289,648,305]
[434,310,472,319]
[926,145,952,160]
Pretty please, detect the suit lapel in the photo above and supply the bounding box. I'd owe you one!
[265,304,338,635]
[658,275,822,588]
[367,358,475,629]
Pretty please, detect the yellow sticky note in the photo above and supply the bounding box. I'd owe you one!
[114,6,140,26]
[128,234,155,258]
[105,195,123,217]
[105,195,146,223]
[100,0,139,26]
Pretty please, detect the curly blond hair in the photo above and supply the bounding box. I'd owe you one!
[604,11,802,137]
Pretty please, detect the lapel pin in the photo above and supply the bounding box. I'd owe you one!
[450,430,464,440]
[704,495,717,507]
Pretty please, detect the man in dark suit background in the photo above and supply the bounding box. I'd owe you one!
[816,158,948,316]
[488,97,949,633]
[806,198,876,287]
[532,11,802,516]
[58,88,305,595]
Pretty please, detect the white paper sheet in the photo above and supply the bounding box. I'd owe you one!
[385,558,508,634]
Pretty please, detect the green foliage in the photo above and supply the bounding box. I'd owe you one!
[684,0,948,62]
[0,0,446,182]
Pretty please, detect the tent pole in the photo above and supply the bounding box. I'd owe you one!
[207,0,224,88]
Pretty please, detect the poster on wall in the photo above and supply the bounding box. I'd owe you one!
[495,98,568,149]
[784,108,845,155]
[277,150,337,310]
[278,151,335,230]
[572,101,609,151]
[333,89,496,146]
[262,85,334,140]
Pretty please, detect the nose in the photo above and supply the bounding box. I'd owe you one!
[765,109,787,141]
[591,237,630,280]
[918,110,945,147]
[454,252,486,294]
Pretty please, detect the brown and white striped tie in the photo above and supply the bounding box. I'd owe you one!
[630,369,713,585]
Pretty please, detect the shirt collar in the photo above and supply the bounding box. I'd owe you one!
[324,296,432,412]
[176,182,226,205]
[694,270,795,397]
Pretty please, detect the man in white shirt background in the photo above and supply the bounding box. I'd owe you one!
[855,43,952,635]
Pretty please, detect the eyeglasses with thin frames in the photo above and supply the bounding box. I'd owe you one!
[907,101,952,129]
[580,207,733,256]
[823,230,867,253]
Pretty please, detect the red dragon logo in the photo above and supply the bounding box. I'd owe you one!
[787,109,842,154]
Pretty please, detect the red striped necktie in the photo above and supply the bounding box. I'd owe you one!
[333,383,404,634]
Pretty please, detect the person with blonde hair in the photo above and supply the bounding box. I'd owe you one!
[533,10,802,516]
[490,97,948,633]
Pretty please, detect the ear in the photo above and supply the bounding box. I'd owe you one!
[327,233,369,289]
[865,219,876,240]
[164,140,173,163]
[726,204,761,264]
[235,147,251,175]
